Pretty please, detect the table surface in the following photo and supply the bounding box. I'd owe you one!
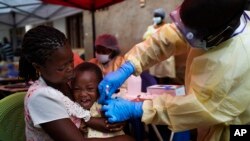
[0,77,25,84]
[0,82,29,93]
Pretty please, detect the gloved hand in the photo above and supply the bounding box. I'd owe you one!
[98,61,135,104]
[102,98,143,123]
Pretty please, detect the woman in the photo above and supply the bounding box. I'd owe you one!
[19,25,134,141]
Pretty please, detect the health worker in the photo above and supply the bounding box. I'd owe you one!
[98,0,250,141]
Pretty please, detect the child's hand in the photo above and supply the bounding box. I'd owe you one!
[105,120,126,132]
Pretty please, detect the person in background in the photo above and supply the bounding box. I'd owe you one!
[142,8,166,39]
[143,8,189,141]
[73,52,84,67]
[1,37,14,62]
[71,62,127,138]
[143,8,176,85]
[19,25,134,141]
[89,33,130,93]
[89,34,124,76]
[98,0,249,141]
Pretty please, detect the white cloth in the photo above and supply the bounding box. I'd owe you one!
[25,77,90,141]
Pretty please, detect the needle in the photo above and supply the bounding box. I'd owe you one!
[105,85,110,96]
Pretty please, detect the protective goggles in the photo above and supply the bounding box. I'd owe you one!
[170,6,236,50]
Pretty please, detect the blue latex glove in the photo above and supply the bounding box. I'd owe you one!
[98,61,135,104]
[102,98,143,123]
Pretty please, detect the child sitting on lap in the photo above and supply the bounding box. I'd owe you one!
[71,62,125,138]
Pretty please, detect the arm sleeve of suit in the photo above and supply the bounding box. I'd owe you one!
[141,36,250,132]
[125,23,189,75]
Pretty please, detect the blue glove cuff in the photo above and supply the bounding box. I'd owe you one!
[132,102,143,119]
[98,61,135,105]
[120,61,135,78]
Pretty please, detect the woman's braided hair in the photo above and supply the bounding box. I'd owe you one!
[19,25,67,82]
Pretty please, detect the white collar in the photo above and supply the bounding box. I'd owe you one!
[38,76,47,86]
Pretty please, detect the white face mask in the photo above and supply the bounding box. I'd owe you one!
[96,53,110,64]
[153,17,162,25]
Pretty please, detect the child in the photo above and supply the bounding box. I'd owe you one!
[71,62,125,138]
[19,25,134,141]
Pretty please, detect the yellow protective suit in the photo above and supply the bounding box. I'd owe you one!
[143,24,176,79]
[89,56,129,90]
[124,14,250,141]
[89,56,125,76]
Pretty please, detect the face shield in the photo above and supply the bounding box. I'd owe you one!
[170,6,237,50]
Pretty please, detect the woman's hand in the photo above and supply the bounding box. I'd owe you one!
[85,117,126,133]
[105,120,126,132]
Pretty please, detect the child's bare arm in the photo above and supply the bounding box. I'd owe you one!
[85,117,126,133]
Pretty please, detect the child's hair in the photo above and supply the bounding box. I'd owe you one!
[72,62,103,88]
[19,25,67,82]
